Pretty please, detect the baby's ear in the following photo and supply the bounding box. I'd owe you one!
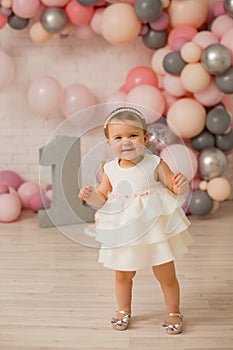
[144,132,149,144]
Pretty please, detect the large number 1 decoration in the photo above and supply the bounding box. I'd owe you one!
[38,135,95,228]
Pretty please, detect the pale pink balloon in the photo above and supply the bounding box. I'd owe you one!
[168,0,209,28]
[73,25,96,40]
[29,191,50,212]
[167,98,206,138]
[0,194,22,223]
[107,91,127,103]
[220,28,233,63]
[18,182,41,209]
[41,0,69,6]
[28,76,63,120]
[149,12,169,31]
[207,177,231,201]
[0,49,15,92]
[160,144,198,180]
[0,170,23,190]
[162,90,178,114]
[90,8,104,35]
[61,83,96,118]
[211,15,233,39]
[12,0,40,19]
[126,84,165,123]
[101,3,141,45]
[212,1,225,17]
[192,31,218,49]
[163,74,187,97]
[194,78,223,107]
[180,63,211,93]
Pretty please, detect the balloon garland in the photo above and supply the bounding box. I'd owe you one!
[0,0,233,221]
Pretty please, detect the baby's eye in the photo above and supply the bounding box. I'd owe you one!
[130,134,138,138]
[114,136,122,141]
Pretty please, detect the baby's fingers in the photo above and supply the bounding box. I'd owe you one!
[173,173,187,187]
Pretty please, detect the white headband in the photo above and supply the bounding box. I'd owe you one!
[104,107,146,130]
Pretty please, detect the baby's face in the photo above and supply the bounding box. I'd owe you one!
[106,119,148,162]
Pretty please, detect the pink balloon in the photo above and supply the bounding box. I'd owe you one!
[41,0,69,6]
[160,144,198,180]
[124,66,158,93]
[0,184,9,194]
[65,0,94,26]
[168,25,197,50]
[0,49,15,92]
[192,31,218,49]
[107,91,127,103]
[126,84,165,123]
[90,8,104,35]
[194,78,223,106]
[162,90,178,115]
[149,12,170,31]
[18,182,41,209]
[29,191,50,212]
[28,76,63,120]
[0,194,22,223]
[211,15,233,39]
[0,12,8,29]
[163,74,187,97]
[213,1,225,17]
[220,28,233,63]
[61,83,96,118]
[172,37,189,52]
[0,170,24,190]
[73,25,96,40]
[12,0,40,19]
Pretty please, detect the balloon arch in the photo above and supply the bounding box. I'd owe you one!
[0,0,233,222]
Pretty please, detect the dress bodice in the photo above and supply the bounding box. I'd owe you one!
[103,153,162,197]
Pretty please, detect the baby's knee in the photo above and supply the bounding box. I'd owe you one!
[115,270,136,284]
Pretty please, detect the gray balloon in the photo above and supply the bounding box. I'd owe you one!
[215,129,233,151]
[215,66,233,94]
[191,130,215,151]
[198,147,228,180]
[142,28,168,50]
[206,108,231,134]
[224,0,233,18]
[188,189,213,216]
[163,52,186,75]
[135,0,162,22]
[201,43,232,75]
[41,7,67,34]
[8,14,29,30]
[76,0,99,5]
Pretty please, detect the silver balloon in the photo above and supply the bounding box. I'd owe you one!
[224,0,233,18]
[148,123,178,153]
[201,44,232,75]
[198,147,228,180]
[41,8,67,34]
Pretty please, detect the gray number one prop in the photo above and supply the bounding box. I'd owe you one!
[38,135,95,228]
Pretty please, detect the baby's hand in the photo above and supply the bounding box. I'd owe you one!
[78,185,94,201]
[172,173,188,194]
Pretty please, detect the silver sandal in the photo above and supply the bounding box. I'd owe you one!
[111,310,131,331]
[162,312,183,335]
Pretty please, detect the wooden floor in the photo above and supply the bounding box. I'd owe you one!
[0,201,233,350]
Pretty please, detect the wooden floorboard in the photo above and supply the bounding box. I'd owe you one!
[0,201,232,349]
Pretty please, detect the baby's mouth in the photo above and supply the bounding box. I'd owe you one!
[122,148,135,152]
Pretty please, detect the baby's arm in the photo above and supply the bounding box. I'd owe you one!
[78,172,112,208]
[155,159,189,195]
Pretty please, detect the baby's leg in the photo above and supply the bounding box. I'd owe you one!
[152,261,181,324]
[115,270,136,314]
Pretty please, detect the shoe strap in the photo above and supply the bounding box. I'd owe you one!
[117,310,131,317]
[168,312,183,319]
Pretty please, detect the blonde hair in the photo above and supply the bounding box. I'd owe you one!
[104,107,147,138]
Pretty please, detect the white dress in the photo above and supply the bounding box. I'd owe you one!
[95,153,192,271]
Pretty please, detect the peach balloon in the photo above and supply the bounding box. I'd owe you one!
[12,0,40,19]
[41,0,69,6]
[181,42,202,63]
[167,98,206,138]
[90,8,104,35]
[220,28,233,64]
[163,74,187,97]
[126,84,165,122]
[101,3,141,45]
[207,177,231,201]
[168,0,209,28]
[192,31,218,49]
[194,78,223,107]
[211,15,233,39]
[180,63,211,93]
[151,46,172,75]
[199,180,208,191]
[29,22,52,43]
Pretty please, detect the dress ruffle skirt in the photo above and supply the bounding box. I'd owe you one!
[95,188,192,271]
